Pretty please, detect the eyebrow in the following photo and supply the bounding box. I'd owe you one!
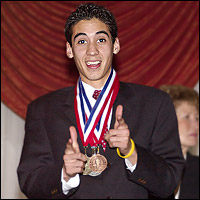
[74,33,86,40]
[74,30,110,41]
[96,31,110,38]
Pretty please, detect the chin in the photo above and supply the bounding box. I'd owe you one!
[188,141,198,147]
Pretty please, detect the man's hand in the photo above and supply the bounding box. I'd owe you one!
[63,126,87,182]
[104,105,132,156]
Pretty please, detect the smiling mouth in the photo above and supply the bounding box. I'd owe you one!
[86,61,101,69]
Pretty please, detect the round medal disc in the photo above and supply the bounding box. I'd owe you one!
[89,154,107,173]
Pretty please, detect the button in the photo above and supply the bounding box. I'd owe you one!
[51,188,58,195]
[138,178,147,184]
[143,180,146,184]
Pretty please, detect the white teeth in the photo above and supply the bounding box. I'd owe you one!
[86,61,100,65]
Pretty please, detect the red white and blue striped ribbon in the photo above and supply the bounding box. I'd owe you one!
[74,68,119,149]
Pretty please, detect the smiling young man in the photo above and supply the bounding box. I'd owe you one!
[17,3,185,199]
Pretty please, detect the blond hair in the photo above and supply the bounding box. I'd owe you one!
[160,84,199,110]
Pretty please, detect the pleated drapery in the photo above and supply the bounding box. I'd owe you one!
[1,1,199,119]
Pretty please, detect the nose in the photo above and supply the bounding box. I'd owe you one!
[86,42,99,56]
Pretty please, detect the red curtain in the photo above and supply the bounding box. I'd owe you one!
[1,1,199,119]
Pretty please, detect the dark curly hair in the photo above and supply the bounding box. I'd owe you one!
[64,3,118,46]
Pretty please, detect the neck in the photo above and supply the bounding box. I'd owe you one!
[80,68,112,89]
[87,80,106,89]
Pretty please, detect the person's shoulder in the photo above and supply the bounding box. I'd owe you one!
[29,86,75,106]
[120,82,169,100]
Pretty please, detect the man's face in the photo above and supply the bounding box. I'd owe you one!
[66,18,120,88]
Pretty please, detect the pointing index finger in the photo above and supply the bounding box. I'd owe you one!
[114,105,123,129]
[69,126,80,153]
[115,105,123,120]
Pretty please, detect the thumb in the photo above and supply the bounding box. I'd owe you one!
[114,105,123,129]
[69,126,80,153]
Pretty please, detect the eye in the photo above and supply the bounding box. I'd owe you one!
[97,38,106,43]
[78,40,87,44]
[184,115,190,119]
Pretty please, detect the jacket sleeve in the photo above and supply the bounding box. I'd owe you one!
[17,100,78,199]
[126,93,185,198]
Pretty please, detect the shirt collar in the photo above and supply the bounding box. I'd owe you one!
[81,81,103,106]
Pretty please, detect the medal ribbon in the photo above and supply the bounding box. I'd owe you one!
[74,68,119,149]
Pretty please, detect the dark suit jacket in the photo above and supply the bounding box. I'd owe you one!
[179,153,199,199]
[17,82,185,199]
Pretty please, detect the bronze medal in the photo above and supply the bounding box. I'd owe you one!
[83,146,108,176]
[89,154,107,174]
[83,156,102,176]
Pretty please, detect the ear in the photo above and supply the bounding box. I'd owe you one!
[66,42,74,58]
[113,37,120,55]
